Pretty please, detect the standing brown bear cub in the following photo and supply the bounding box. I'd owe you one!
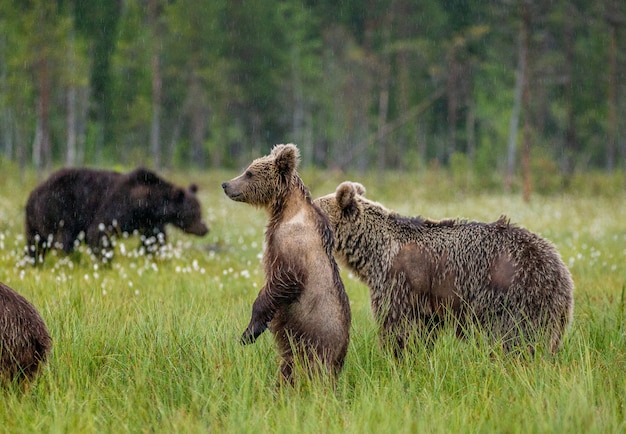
[315,181,574,355]
[25,167,209,263]
[222,144,351,383]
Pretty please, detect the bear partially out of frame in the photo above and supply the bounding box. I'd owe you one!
[0,281,52,385]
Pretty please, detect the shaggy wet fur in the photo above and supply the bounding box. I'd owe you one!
[222,144,351,383]
[1,282,52,384]
[315,181,574,354]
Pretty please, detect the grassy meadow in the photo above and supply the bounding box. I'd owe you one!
[0,163,625,433]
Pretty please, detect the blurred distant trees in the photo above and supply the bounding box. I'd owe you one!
[0,0,624,180]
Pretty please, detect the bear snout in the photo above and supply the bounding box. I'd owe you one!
[187,220,209,236]
[222,181,243,201]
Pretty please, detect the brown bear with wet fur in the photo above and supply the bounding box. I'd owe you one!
[1,282,52,384]
[25,167,208,263]
[222,144,351,383]
[315,181,574,354]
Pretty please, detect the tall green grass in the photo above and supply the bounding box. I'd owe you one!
[0,165,624,433]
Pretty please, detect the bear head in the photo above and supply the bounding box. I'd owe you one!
[315,181,368,225]
[123,168,209,236]
[315,181,396,276]
[222,144,300,208]
[168,184,209,236]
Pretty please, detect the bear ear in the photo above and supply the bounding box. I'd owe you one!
[336,181,362,218]
[189,184,198,194]
[352,182,366,196]
[130,167,161,185]
[271,143,300,176]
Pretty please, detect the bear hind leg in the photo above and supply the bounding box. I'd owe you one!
[279,356,295,386]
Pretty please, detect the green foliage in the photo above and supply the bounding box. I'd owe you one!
[109,0,151,154]
[1,169,625,432]
[567,170,626,197]
[71,0,121,125]
[2,0,625,173]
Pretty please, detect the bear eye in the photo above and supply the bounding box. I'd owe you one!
[245,170,253,178]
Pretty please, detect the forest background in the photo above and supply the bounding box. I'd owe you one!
[0,0,625,195]
[1,3,625,431]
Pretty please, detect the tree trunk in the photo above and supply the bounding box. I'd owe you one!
[0,34,12,160]
[606,10,618,172]
[290,45,307,163]
[466,93,476,162]
[393,0,411,168]
[33,56,51,171]
[13,94,27,173]
[376,65,390,173]
[562,1,577,180]
[167,111,184,170]
[76,85,88,166]
[95,108,104,165]
[505,34,524,193]
[65,28,77,167]
[521,1,532,203]
[1,109,12,160]
[66,86,77,166]
[151,50,162,169]
[188,67,207,168]
[149,0,162,169]
[376,12,392,174]
[446,48,458,162]
[396,49,410,168]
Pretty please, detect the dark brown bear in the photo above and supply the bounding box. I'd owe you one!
[315,181,574,354]
[1,282,52,384]
[222,144,351,383]
[25,167,209,263]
